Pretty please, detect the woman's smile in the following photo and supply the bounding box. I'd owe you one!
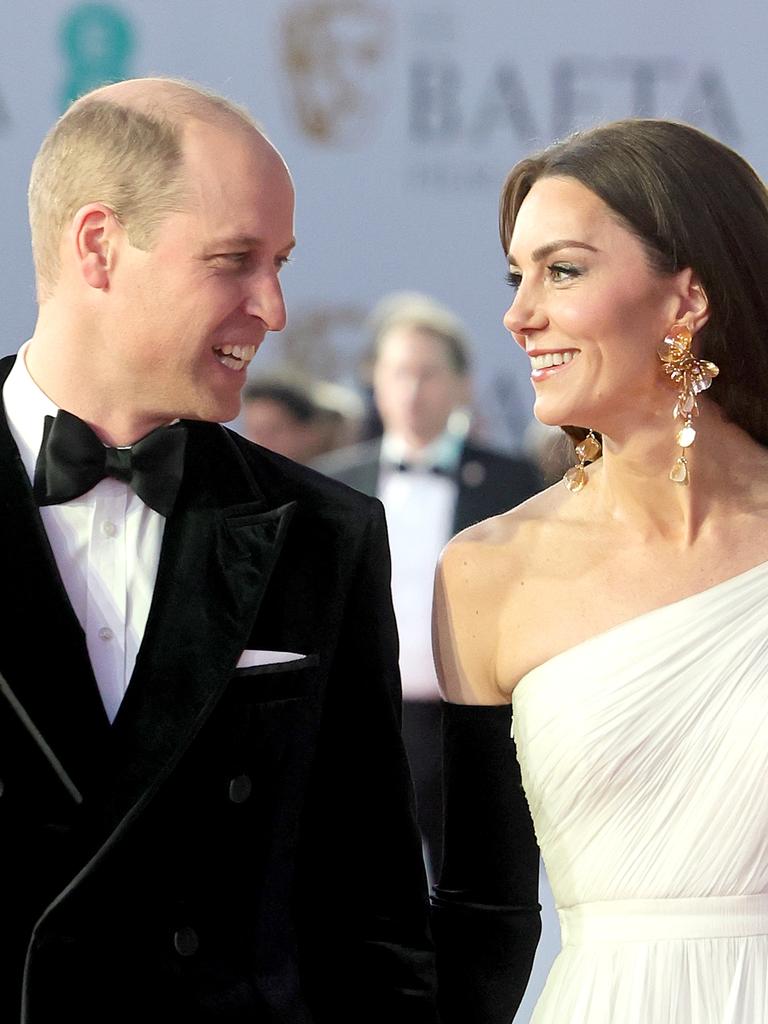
[528,348,578,380]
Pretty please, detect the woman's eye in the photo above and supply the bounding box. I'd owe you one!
[505,270,522,290]
[548,263,580,283]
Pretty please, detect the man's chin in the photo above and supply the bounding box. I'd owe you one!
[177,396,242,425]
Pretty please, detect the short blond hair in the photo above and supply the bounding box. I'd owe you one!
[28,78,260,300]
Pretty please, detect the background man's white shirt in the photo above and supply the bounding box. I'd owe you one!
[378,431,461,701]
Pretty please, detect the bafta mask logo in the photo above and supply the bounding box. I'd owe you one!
[281,0,392,146]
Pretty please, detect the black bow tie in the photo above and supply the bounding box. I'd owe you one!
[33,410,187,517]
[389,460,450,476]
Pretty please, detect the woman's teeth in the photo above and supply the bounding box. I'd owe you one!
[530,351,575,370]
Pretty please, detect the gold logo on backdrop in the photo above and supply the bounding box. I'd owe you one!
[281,0,392,145]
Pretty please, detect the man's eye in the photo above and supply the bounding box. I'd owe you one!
[209,252,249,267]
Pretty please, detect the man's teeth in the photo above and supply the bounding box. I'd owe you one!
[214,344,256,369]
[530,351,575,370]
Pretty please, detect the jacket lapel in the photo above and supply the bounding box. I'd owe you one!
[102,422,296,836]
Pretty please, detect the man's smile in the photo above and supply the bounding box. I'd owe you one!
[213,343,257,371]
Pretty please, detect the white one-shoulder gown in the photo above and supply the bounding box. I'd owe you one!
[512,560,768,1023]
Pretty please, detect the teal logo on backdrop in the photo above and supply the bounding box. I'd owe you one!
[59,3,136,110]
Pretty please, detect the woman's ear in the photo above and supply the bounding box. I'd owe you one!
[689,276,709,335]
[676,269,709,335]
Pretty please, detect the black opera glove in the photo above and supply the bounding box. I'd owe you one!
[432,702,541,1024]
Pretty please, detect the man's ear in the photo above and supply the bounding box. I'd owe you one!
[71,203,123,290]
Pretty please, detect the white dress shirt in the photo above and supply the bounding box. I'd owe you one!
[3,342,166,722]
[378,431,461,702]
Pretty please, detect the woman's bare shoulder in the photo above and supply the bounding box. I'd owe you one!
[434,483,565,704]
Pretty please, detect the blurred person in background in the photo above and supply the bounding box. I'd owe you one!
[315,292,542,881]
[311,378,365,453]
[242,378,321,462]
[242,377,363,464]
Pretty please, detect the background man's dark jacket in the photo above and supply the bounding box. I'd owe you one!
[314,438,543,535]
[0,356,437,1023]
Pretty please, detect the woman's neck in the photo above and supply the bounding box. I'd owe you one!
[584,404,768,547]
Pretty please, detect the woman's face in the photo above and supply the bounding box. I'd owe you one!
[504,175,692,434]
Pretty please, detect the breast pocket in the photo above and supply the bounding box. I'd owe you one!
[229,653,320,703]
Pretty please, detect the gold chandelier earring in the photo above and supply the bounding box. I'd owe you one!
[657,322,719,485]
[563,430,601,493]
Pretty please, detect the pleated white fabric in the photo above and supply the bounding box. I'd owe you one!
[512,559,768,1022]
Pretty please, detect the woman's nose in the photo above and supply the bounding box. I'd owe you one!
[503,287,546,348]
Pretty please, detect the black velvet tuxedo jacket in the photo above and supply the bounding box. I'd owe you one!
[314,438,543,535]
[0,357,437,1023]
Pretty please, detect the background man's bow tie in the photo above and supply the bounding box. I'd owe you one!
[33,410,187,517]
[389,460,451,476]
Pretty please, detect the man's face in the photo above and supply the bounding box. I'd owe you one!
[109,122,295,431]
[373,326,468,448]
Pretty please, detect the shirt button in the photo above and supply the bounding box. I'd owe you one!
[228,774,252,804]
[173,926,199,957]
[98,627,114,642]
[101,520,117,538]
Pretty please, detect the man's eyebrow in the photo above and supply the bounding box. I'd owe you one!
[507,239,598,266]
[208,235,297,252]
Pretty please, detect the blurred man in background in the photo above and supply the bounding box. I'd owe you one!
[242,376,363,464]
[242,378,324,462]
[316,292,543,880]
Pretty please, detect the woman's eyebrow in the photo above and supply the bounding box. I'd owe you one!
[508,239,598,266]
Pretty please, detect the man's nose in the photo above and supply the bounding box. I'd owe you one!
[245,274,287,332]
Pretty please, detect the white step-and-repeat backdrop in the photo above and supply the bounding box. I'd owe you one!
[2,2,766,1017]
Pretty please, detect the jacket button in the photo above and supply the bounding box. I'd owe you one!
[173,926,199,957]
[228,774,252,804]
[461,459,486,487]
